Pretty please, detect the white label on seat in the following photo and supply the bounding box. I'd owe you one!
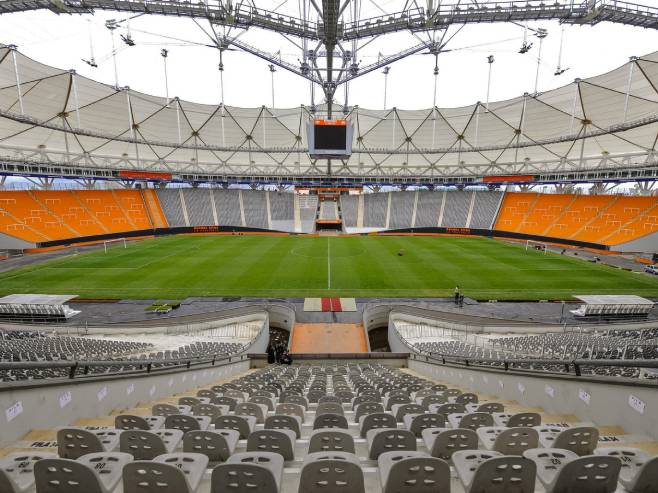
[545,385,555,398]
[149,385,157,396]
[628,395,645,415]
[517,382,525,394]
[97,386,108,402]
[127,384,135,395]
[59,391,72,409]
[578,389,591,405]
[5,401,23,422]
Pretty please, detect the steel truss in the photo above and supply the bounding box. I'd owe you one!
[0,0,656,118]
[1,145,656,185]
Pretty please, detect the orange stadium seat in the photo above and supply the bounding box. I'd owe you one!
[0,190,156,244]
[495,192,658,246]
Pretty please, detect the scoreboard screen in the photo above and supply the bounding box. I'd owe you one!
[307,119,353,158]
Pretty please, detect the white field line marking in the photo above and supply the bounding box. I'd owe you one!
[327,237,331,289]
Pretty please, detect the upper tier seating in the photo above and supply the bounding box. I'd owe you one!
[0,190,154,243]
[2,363,653,493]
[495,192,658,246]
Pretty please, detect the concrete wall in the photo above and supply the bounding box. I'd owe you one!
[0,232,34,250]
[409,358,658,440]
[0,358,249,446]
[614,231,658,254]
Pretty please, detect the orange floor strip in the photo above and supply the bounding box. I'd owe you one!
[290,323,368,353]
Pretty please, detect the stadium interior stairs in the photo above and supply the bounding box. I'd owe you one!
[290,323,369,353]
[2,365,658,493]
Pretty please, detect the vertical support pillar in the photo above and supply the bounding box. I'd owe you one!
[623,56,638,123]
[10,47,24,115]
[71,71,82,128]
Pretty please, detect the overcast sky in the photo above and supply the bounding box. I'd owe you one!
[1,4,657,111]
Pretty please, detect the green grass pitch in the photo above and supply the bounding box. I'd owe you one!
[0,235,656,300]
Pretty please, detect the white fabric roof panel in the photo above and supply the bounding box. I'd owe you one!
[0,47,657,176]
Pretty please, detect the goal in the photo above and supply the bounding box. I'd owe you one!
[103,238,127,254]
[525,240,548,254]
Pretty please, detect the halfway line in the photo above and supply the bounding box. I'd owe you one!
[327,237,331,289]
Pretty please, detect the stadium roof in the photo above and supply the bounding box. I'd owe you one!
[0,46,657,184]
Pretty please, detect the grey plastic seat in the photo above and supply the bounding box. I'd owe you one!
[494,412,541,427]
[359,412,397,438]
[384,394,411,411]
[452,412,494,430]
[419,394,447,409]
[164,414,211,432]
[477,427,539,455]
[595,447,658,493]
[455,393,479,405]
[247,429,296,461]
[352,394,382,409]
[392,403,424,422]
[0,452,57,493]
[367,428,417,460]
[308,429,356,454]
[281,395,308,410]
[476,402,504,413]
[34,454,128,493]
[430,403,466,415]
[197,389,216,399]
[152,403,192,416]
[123,453,209,493]
[527,451,621,493]
[183,429,239,462]
[265,414,303,438]
[119,429,183,460]
[213,415,257,439]
[250,395,275,411]
[537,426,599,456]
[57,428,120,459]
[235,402,268,424]
[403,413,447,437]
[275,403,305,423]
[224,390,248,402]
[378,451,450,493]
[453,450,536,493]
[522,448,579,486]
[192,403,227,418]
[421,428,478,461]
[78,452,133,492]
[212,395,238,411]
[354,401,384,422]
[179,396,204,407]
[299,452,364,493]
[318,395,342,405]
[313,413,349,430]
[316,402,344,416]
[211,452,284,493]
[335,390,355,403]
[115,414,165,431]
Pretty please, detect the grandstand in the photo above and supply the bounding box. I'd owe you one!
[1,2,658,492]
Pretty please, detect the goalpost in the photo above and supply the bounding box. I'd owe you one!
[525,240,548,254]
[103,238,127,254]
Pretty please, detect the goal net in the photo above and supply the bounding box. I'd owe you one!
[525,240,548,254]
[103,238,127,254]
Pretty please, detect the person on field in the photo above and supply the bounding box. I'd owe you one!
[454,286,460,305]
[267,344,275,364]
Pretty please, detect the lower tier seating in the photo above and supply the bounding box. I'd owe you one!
[1,363,656,492]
